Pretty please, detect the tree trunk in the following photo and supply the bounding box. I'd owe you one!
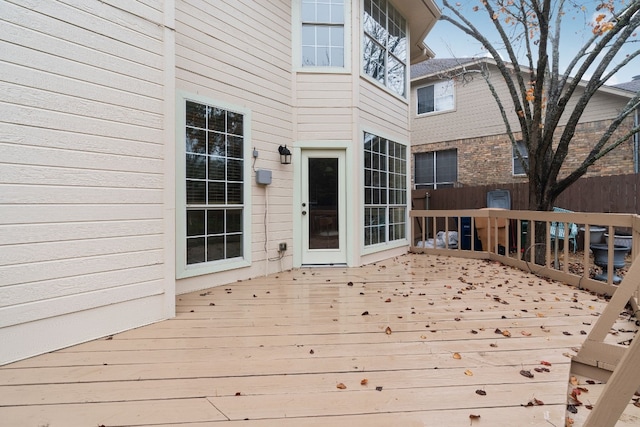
[528,178,556,265]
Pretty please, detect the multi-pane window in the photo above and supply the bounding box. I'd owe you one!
[417,81,455,114]
[414,149,457,189]
[185,101,244,265]
[512,140,529,175]
[363,0,407,97]
[364,132,407,246]
[301,0,345,67]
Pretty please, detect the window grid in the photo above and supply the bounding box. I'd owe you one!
[417,81,455,115]
[363,0,407,97]
[185,101,244,265]
[301,0,345,67]
[414,149,457,189]
[364,132,407,246]
[512,140,529,176]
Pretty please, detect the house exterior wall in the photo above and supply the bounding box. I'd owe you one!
[411,61,636,187]
[174,0,295,295]
[0,0,173,365]
[0,0,437,365]
[412,118,636,187]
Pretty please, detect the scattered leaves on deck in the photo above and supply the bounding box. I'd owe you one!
[520,369,534,379]
[336,383,347,389]
[453,352,462,359]
[385,326,392,335]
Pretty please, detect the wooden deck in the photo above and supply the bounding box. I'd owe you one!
[1,253,639,426]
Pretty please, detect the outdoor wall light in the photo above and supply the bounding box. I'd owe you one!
[278,145,292,164]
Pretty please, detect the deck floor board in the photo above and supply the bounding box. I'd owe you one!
[0,254,637,426]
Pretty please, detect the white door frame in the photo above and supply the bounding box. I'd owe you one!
[293,143,354,267]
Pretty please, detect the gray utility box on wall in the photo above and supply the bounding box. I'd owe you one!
[256,169,272,185]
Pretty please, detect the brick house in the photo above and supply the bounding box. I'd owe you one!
[410,57,639,189]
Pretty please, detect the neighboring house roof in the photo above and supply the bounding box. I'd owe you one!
[612,76,640,93]
[411,57,482,81]
[411,57,638,99]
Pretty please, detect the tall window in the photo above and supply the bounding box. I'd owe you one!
[417,81,455,114]
[414,150,457,189]
[512,140,528,176]
[364,132,407,246]
[363,0,407,97]
[301,0,345,67]
[185,101,245,265]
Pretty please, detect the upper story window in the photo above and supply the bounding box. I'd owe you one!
[417,81,455,114]
[363,0,407,97]
[414,149,457,189]
[301,0,345,67]
[512,140,528,176]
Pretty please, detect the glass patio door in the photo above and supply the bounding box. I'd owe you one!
[301,150,346,265]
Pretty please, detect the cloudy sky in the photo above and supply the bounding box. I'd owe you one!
[424,1,639,85]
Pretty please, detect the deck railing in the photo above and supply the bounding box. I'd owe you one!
[410,208,640,427]
[410,208,640,303]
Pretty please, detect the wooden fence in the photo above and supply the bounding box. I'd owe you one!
[411,173,640,214]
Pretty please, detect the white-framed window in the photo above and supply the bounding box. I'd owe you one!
[417,80,455,114]
[512,140,528,176]
[414,149,457,189]
[362,0,407,97]
[301,0,345,67]
[177,93,251,278]
[364,132,407,246]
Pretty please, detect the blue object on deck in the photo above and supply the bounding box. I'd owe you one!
[460,217,483,251]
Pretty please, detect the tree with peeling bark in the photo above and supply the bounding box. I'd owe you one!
[437,0,640,212]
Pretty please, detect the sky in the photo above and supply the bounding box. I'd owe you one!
[424,1,640,85]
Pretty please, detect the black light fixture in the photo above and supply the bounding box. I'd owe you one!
[278,145,292,164]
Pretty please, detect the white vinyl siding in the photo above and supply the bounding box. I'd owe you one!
[0,0,169,365]
[175,1,291,290]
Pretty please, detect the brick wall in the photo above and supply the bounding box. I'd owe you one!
[411,116,636,187]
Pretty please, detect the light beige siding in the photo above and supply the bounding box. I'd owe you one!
[174,0,294,294]
[296,73,354,141]
[360,79,410,140]
[412,64,631,145]
[0,0,171,365]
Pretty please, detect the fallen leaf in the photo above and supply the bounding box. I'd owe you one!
[385,298,391,303]
[567,404,578,414]
[570,376,579,386]
[540,360,552,366]
[309,349,315,354]
[336,383,347,389]
[566,417,574,426]
[361,311,369,316]
[385,326,392,335]
[453,352,462,359]
[469,414,481,420]
[475,389,487,396]
[520,369,534,378]
[521,331,532,336]
[585,404,594,410]
[563,331,573,336]
[361,378,368,386]
[489,343,498,348]
[533,398,544,405]
[464,369,474,376]
[375,386,383,391]
[235,392,242,396]
[502,330,512,337]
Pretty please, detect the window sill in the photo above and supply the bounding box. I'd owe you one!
[177,258,251,279]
